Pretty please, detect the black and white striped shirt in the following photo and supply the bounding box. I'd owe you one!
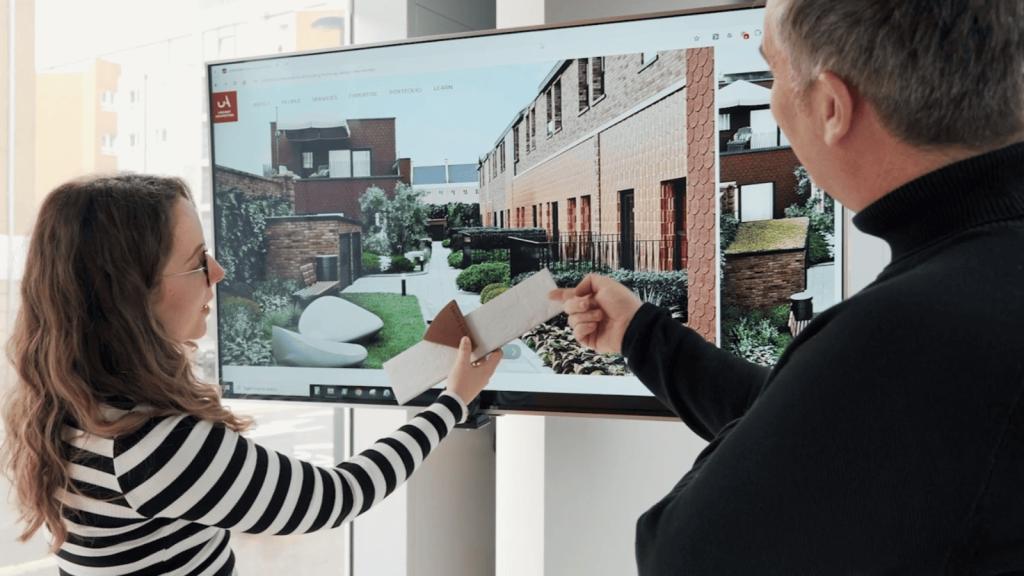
[57,392,466,576]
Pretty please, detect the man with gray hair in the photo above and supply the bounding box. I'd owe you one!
[550,0,1024,573]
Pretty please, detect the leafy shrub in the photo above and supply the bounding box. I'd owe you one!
[608,270,688,311]
[251,276,303,313]
[442,238,451,248]
[259,307,293,339]
[215,188,293,293]
[363,252,382,273]
[722,305,796,367]
[456,262,511,293]
[219,296,272,366]
[720,212,740,250]
[786,165,836,264]
[513,261,612,289]
[728,316,782,367]
[808,231,831,264]
[389,255,416,273]
[448,249,510,269]
[767,305,791,331]
[428,202,481,228]
[480,282,511,304]
[474,249,509,264]
[363,232,390,256]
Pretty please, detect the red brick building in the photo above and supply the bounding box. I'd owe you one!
[477,47,718,343]
[270,117,410,218]
[717,79,802,221]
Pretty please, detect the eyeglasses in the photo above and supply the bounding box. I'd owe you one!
[160,250,210,286]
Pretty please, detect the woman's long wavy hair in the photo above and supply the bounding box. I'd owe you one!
[1,173,252,550]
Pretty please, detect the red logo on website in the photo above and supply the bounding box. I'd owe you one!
[213,91,238,123]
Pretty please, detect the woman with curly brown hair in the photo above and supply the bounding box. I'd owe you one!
[1,173,501,575]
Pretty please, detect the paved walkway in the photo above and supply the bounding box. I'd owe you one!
[342,241,552,374]
[806,262,836,314]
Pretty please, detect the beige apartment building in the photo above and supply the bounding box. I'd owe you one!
[1,0,36,349]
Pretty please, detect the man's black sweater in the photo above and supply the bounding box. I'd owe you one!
[623,142,1024,575]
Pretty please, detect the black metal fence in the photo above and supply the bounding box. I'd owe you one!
[510,233,685,279]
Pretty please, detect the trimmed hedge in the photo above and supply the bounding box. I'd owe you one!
[514,267,688,312]
[389,255,416,273]
[480,282,511,304]
[448,227,547,251]
[363,252,381,273]
[447,248,510,269]
[456,262,511,293]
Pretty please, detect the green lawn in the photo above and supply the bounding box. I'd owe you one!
[340,293,426,369]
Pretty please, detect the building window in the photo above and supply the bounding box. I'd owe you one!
[532,205,538,227]
[463,189,468,195]
[546,88,553,136]
[718,113,731,131]
[591,58,605,100]
[553,80,562,132]
[513,125,520,162]
[530,104,537,148]
[129,133,139,148]
[581,195,592,233]
[739,182,774,222]
[100,91,116,110]
[303,152,314,169]
[500,141,506,173]
[129,90,138,105]
[101,134,117,154]
[353,150,371,177]
[578,58,589,111]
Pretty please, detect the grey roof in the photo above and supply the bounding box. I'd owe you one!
[413,166,447,185]
[448,164,477,183]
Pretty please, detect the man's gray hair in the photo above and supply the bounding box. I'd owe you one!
[775,0,1024,149]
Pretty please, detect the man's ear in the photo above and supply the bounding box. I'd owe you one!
[816,71,854,146]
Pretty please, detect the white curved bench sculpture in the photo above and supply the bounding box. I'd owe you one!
[272,326,368,368]
[298,296,384,343]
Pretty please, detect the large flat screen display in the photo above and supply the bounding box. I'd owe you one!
[208,2,845,418]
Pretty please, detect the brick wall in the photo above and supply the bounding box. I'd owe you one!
[598,89,687,247]
[272,118,399,178]
[723,249,806,312]
[720,147,802,219]
[294,177,407,218]
[510,137,600,238]
[264,215,362,281]
[213,165,294,205]
[513,50,689,176]
[479,130,514,220]
[685,47,717,345]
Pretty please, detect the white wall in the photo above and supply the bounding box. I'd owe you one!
[353,0,409,45]
[352,407,410,575]
[543,416,702,576]
[409,0,496,37]
[496,0,544,30]
[844,208,891,297]
[544,0,748,25]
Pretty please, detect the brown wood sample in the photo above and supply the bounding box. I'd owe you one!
[424,300,474,349]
